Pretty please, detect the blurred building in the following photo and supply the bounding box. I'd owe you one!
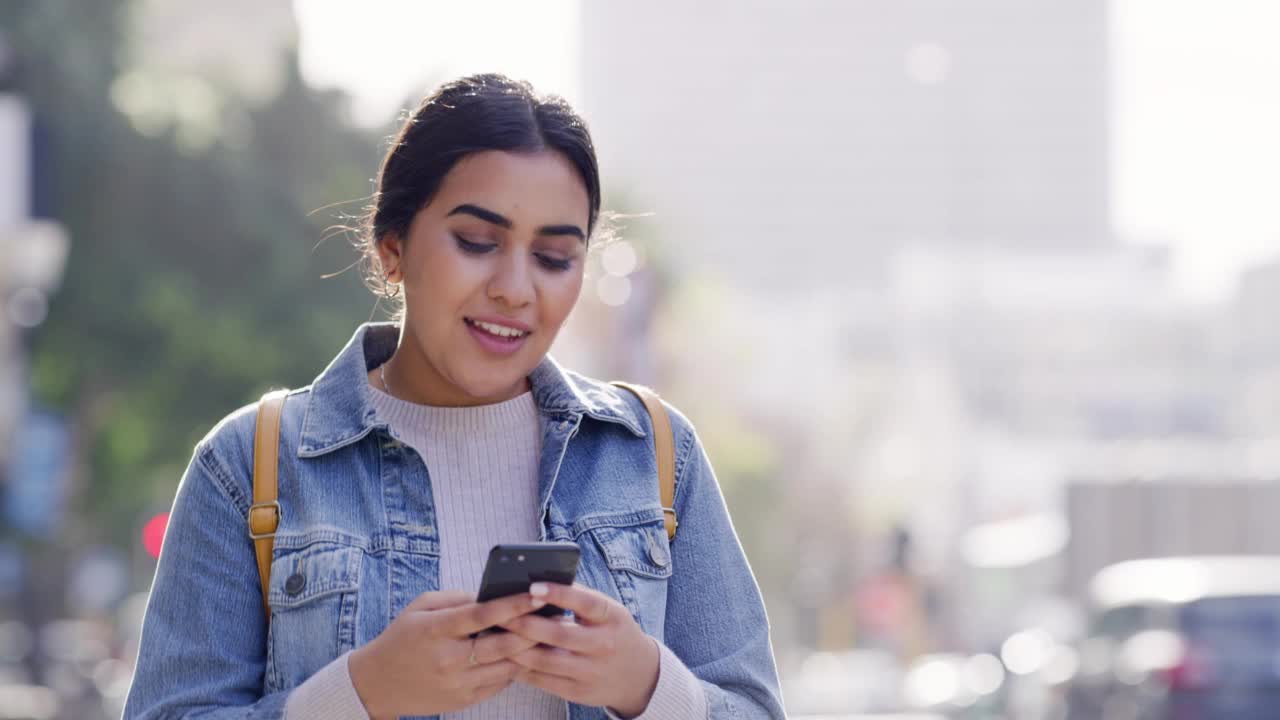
[1231,257,1280,434]
[1,29,71,688]
[1065,480,1280,601]
[0,37,69,517]
[578,0,1280,661]
[859,243,1280,648]
[579,0,1116,653]
[581,0,1111,291]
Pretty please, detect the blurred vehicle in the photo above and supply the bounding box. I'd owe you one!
[0,617,123,720]
[901,651,1006,717]
[1065,555,1280,720]
[791,715,947,720]
[995,625,1080,720]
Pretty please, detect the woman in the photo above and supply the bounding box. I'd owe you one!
[123,74,784,719]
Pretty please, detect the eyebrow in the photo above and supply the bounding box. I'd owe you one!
[447,203,586,242]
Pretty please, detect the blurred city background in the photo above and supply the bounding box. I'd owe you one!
[2,1,1279,718]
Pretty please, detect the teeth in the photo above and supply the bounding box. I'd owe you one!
[472,320,527,338]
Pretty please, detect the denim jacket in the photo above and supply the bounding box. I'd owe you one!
[123,323,784,719]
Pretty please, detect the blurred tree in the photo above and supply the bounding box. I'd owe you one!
[1,0,382,567]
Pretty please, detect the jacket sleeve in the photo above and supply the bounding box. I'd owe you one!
[123,432,294,719]
[662,406,787,718]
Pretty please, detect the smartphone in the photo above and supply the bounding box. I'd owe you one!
[473,542,580,635]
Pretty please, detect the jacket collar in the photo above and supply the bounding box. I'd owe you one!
[297,322,645,457]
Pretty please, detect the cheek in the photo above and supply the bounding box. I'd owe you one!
[542,272,584,323]
[406,245,472,308]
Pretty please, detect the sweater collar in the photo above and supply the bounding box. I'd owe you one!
[296,322,645,457]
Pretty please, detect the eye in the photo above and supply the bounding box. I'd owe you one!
[454,234,496,254]
[536,254,573,272]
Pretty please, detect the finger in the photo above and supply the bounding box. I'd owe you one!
[499,614,603,655]
[517,667,582,701]
[469,679,515,703]
[529,582,617,626]
[475,628,539,662]
[405,589,474,613]
[438,592,542,638]
[509,644,593,680]
[464,658,523,686]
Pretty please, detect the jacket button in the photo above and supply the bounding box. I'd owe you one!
[285,572,306,596]
[647,532,670,568]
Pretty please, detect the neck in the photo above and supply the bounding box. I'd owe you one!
[377,347,530,408]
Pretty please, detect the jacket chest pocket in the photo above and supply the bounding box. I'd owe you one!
[265,543,362,692]
[575,510,673,636]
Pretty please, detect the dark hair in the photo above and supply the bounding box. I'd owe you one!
[363,73,602,294]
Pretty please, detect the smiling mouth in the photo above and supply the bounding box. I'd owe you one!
[464,318,531,340]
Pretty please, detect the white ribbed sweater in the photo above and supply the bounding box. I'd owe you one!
[284,385,706,719]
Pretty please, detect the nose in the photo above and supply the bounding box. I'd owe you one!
[487,250,535,309]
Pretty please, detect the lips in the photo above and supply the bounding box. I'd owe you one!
[466,317,530,338]
[464,317,531,356]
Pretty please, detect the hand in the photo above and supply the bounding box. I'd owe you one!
[498,583,660,718]
[348,589,546,719]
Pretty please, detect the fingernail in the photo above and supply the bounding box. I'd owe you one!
[531,597,546,609]
[530,582,549,597]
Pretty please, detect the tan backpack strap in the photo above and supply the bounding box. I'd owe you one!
[611,382,678,541]
[250,389,289,617]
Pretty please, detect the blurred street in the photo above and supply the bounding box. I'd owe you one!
[4,1,1280,718]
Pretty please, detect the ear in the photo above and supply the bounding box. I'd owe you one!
[377,233,405,282]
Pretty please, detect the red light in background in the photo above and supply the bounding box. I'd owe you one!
[142,512,169,559]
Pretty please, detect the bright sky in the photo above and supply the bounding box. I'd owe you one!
[294,0,1280,303]
[292,0,581,124]
[1112,0,1280,302]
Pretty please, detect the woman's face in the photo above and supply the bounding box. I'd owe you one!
[377,150,590,406]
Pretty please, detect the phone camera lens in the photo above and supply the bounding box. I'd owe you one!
[499,555,509,563]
